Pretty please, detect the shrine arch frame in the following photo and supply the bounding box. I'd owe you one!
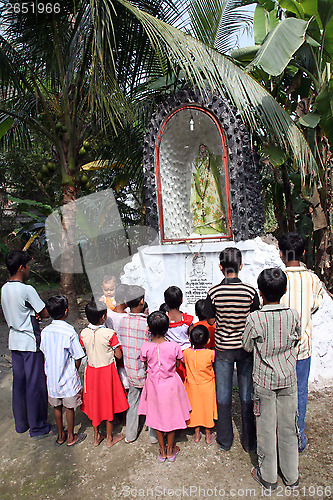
[143,89,264,243]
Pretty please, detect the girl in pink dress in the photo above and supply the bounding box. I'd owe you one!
[138,311,191,462]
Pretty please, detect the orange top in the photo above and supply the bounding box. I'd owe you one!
[183,347,217,428]
[99,295,116,310]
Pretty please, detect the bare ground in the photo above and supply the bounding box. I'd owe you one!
[0,320,332,500]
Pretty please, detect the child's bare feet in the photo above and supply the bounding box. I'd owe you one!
[93,432,104,446]
[106,433,124,448]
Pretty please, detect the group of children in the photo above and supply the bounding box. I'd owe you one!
[0,232,323,491]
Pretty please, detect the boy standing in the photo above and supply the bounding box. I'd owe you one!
[1,250,52,438]
[243,268,301,490]
[204,247,259,452]
[117,285,156,444]
[40,296,86,446]
[278,232,323,452]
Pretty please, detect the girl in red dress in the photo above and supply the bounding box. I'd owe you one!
[80,299,128,447]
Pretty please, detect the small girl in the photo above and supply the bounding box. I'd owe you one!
[183,325,217,444]
[164,286,193,350]
[164,286,193,381]
[192,299,216,349]
[99,274,117,310]
[137,311,191,462]
[80,299,129,447]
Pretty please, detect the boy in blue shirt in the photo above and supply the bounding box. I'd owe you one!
[41,295,86,446]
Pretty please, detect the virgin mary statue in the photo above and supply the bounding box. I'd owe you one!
[190,144,227,235]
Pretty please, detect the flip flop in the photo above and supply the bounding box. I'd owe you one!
[193,431,202,443]
[67,432,87,447]
[55,431,68,446]
[167,446,180,462]
[158,453,166,462]
[206,432,216,445]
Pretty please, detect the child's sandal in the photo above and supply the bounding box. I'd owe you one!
[158,447,166,462]
[167,446,180,462]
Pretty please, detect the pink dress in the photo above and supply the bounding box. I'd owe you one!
[137,341,191,432]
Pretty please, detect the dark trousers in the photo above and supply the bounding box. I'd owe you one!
[296,357,311,451]
[215,348,256,451]
[11,350,50,437]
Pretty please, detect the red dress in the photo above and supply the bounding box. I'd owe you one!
[80,325,128,427]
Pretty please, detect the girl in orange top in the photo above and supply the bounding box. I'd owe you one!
[183,325,218,444]
[193,299,216,349]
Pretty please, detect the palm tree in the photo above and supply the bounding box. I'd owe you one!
[0,0,318,316]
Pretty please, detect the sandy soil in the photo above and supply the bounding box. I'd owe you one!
[0,319,332,500]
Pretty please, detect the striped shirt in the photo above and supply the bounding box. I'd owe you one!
[243,304,301,390]
[280,266,323,360]
[205,278,260,351]
[40,320,85,398]
[118,313,149,388]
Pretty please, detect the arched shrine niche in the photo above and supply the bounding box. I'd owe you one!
[143,89,264,242]
[156,106,232,242]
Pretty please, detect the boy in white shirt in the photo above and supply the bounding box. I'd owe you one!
[41,295,86,446]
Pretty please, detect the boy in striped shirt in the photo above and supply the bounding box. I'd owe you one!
[204,247,259,452]
[243,268,301,491]
[278,232,323,452]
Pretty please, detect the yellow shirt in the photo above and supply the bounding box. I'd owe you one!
[280,266,323,360]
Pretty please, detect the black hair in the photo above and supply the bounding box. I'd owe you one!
[195,299,208,321]
[125,285,145,309]
[190,325,209,348]
[219,247,242,273]
[257,268,287,302]
[45,295,68,320]
[5,250,31,276]
[114,283,129,304]
[159,302,170,313]
[85,299,107,325]
[147,311,169,337]
[164,286,183,309]
[278,233,306,262]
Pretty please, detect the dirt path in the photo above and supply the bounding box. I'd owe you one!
[0,323,332,500]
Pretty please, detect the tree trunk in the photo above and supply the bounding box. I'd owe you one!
[280,163,296,232]
[272,170,288,233]
[60,183,80,320]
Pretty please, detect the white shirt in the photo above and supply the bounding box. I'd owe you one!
[40,320,85,398]
[105,309,128,334]
[1,281,45,351]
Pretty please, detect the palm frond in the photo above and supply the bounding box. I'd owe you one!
[111,0,318,182]
[186,0,254,53]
